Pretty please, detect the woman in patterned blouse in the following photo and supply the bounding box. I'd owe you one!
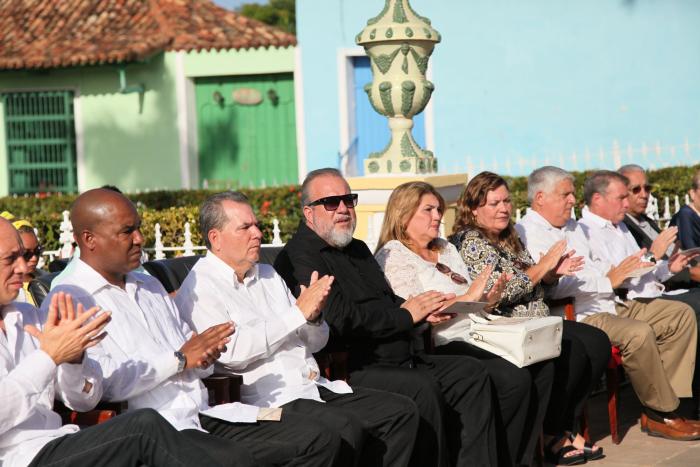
[452,172,611,465]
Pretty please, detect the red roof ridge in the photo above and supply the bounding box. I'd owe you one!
[0,0,297,70]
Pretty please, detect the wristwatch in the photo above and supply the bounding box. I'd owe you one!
[174,351,187,373]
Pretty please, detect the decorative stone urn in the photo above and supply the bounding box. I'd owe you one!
[356,0,441,175]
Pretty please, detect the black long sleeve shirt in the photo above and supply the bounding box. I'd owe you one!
[274,222,415,370]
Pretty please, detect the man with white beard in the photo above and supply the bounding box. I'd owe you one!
[275,168,499,467]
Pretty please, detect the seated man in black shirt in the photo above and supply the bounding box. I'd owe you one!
[275,168,498,467]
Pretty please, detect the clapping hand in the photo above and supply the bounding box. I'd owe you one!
[403,291,455,324]
[606,249,652,288]
[24,292,111,365]
[650,226,677,261]
[553,250,584,276]
[179,322,234,369]
[297,271,334,322]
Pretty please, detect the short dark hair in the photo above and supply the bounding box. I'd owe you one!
[583,170,629,206]
[300,168,344,207]
[199,191,250,249]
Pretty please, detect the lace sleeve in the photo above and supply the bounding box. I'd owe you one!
[376,243,425,299]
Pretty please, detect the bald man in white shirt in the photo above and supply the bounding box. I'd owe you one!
[176,191,420,467]
[45,188,340,466]
[0,217,244,467]
[516,167,700,441]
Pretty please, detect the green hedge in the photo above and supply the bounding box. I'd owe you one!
[1,186,303,252]
[2,165,699,252]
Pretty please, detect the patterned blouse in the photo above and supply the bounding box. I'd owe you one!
[451,227,550,318]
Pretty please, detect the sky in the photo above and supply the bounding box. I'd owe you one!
[213,0,264,10]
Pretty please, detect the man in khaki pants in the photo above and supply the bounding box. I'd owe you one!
[516,166,700,441]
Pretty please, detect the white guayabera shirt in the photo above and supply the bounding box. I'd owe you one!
[175,252,351,409]
[577,207,673,300]
[516,209,618,321]
[0,301,102,467]
[43,259,215,431]
[375,239,474,347]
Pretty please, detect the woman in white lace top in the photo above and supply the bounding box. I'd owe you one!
[375,181,555,467]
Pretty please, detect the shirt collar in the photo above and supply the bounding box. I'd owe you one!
[0,301,22,325]
[73,258,145,295]
[522,208,577,233]
[625,213,647,227]
[204,250,259,288]
[581,206,617,230]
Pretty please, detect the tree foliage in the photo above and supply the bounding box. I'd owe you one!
[238,0,295,35]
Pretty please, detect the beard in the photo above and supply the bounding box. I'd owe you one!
[314,214,356,248]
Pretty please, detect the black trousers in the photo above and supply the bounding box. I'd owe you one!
[201,405,342,467]
[662,288,700,418]
[349,354,497,467]
[436,341,554,467]
[544,320,611,435]
[29,408,254,467]
[283,386,419,467]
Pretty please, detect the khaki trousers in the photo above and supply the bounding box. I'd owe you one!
[582,298,697,412]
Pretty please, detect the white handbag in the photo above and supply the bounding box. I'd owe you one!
[468,313,563,368]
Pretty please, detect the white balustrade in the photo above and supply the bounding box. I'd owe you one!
[58,210,74,259]
[271,219,283,246]
[154,223,165,260]
[183,222,195,256]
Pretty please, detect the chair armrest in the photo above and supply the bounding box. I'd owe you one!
[54,400,128,426]
[202,374,243,405]
[315,351,349,382]
[546,297,575,321]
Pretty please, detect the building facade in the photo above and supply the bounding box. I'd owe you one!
[0,0,298,195]
[296,0,700,177]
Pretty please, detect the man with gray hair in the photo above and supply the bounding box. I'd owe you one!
[175,191,420,467]
[516,166,700,440]
[618,163,700,290]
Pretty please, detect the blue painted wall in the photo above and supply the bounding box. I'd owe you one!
[297,0,700,175]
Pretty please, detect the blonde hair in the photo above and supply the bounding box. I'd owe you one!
[375,181,445,253]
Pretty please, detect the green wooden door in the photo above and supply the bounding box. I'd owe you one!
[195,73,298,189]
[2,91,77,194]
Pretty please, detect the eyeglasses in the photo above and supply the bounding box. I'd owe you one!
[306,194,358,211]
[435,262,469,285]
[23,246,43,261]
[630,184,653,195]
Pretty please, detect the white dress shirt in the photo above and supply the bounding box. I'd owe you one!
[175,252,351,408]
[578,207,672,300]
[0,301,103,467]
[375,239,474,347]
[516,209,618,320]
[44,259,213,431]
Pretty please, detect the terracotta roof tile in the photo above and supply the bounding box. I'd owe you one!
[0,0,296,70]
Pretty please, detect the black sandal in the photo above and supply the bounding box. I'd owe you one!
[545,438,587,466]
[580,442,604,461]
[568,433,604,461]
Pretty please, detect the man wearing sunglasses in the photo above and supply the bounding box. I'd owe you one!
[275,168,498,467]
[620,165,700,287]
[0,212,45,306]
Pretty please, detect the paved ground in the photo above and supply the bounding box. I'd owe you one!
[542,383,700,466]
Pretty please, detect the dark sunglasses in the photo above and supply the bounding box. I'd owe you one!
[435,262,469,285]
[307,194,358,211]
[23,246,43,261]
[630,184,653,195]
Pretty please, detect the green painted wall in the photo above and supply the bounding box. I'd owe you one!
[0,46,296,196]
[183,46,294,78]
[0,99,7,195]
[0,53,181,195]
